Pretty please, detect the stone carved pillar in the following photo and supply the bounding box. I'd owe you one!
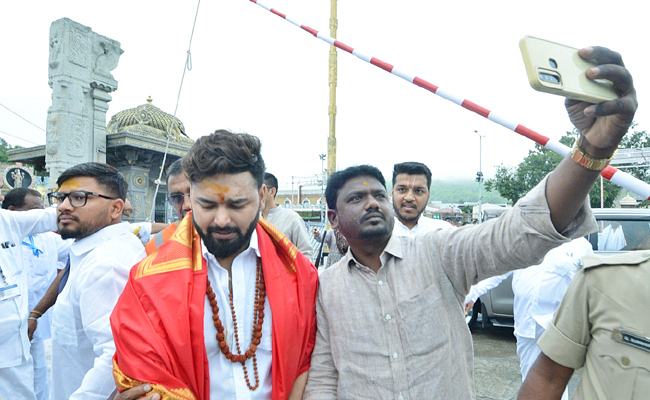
[46,18,123,187]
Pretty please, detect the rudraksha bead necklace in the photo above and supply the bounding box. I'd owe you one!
[206,257,266,391]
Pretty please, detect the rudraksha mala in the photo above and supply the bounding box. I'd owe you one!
[206,258,266,391]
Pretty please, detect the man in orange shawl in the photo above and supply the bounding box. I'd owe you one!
[111,130,318,400]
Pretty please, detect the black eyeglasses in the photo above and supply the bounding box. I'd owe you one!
[47,191,117,208]
[168,192,190,207]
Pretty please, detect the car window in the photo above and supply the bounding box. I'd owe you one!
[587,218,650,251]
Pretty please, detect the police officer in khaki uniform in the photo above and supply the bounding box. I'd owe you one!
[518,251,650,399]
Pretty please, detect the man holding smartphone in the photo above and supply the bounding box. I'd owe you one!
[303,45,637,399]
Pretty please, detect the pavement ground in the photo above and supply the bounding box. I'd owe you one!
[472,326,582,400]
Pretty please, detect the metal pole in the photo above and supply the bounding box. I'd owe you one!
[600,175,604,208]
[327,0,338,178]
[475,130,484,224]
[320,154,326,222]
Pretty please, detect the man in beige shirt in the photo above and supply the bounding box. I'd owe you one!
[303,45,637,399]
[261,172,314,260]
[518,251,650,400]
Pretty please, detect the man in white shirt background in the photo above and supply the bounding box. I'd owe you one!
[0,197,57,400]
[464,238,593,399]
[2,188,71,400]
[47,162,146,400]
[391,161,452,237]
[512,238,593,400]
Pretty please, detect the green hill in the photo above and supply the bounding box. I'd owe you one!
[429,179,507,205]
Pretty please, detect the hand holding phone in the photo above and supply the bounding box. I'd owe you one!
[519,35,618,103]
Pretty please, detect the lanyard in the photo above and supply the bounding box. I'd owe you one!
[22,236,43,258]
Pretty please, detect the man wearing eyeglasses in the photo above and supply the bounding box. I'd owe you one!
[46,162,146,400]
[166,159,192,221]
[144,159,191,254]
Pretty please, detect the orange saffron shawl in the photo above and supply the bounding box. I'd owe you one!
[111,214,318,399]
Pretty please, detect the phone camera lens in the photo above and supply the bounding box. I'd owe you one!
[548,58,558,68]
[539,72,560,84]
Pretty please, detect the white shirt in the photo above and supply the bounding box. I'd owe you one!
[202,230,273,400]
[598,224,626,250]
[465,272,511,304]
[0,207,57,369]
[51,222,146,400]
[393,215,453,237]
[512,238,593,338]
[23,232,71,343]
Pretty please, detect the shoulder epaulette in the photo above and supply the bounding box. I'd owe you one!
[580,250,650,271]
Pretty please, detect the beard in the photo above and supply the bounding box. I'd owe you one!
[393,201,425,223]
[358,209,392,240]
[194,213,259,259]
[359,224,391,239]
[58,211,107,240]
[59,225,81,240]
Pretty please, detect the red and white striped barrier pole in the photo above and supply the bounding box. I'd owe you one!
[249,0,650,200]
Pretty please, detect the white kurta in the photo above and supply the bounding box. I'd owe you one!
[392,215,453,238]
[0,207,57,400]
[51,222,146,400]
[202,231,274,400]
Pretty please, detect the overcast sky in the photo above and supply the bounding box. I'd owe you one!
[1,0,647,189]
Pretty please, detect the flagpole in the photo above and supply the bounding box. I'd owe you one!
[327,0,338,178]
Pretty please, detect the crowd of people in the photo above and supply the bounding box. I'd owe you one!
[0,45,646,400]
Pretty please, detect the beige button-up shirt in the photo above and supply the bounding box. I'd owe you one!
[304,178,596,399]
[538,251,650,400]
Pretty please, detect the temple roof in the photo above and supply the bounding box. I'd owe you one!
[106,96,188,139]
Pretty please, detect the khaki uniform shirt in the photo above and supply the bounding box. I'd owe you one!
[538,251,650,400]
[304,177,596,400]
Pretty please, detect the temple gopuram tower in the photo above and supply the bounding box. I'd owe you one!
[105,97,194,222]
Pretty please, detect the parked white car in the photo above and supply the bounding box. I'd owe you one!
[471,208,650,329]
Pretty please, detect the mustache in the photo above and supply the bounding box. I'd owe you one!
[361,209,385,223]
[207,225,241,235]
[400,201,417,208]
[57,212,79,223]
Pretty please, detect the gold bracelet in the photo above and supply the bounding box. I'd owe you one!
[570,142,616,171]
[30,309,43,316]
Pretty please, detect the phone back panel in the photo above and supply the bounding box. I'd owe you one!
[519,35,617,103]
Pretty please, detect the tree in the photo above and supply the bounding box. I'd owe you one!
[617,123,650,183]
[485,124,648,208]
[0,137,16,162]
[460,204,473,214]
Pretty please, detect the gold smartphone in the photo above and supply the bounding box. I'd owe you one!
[519,35,617,103]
